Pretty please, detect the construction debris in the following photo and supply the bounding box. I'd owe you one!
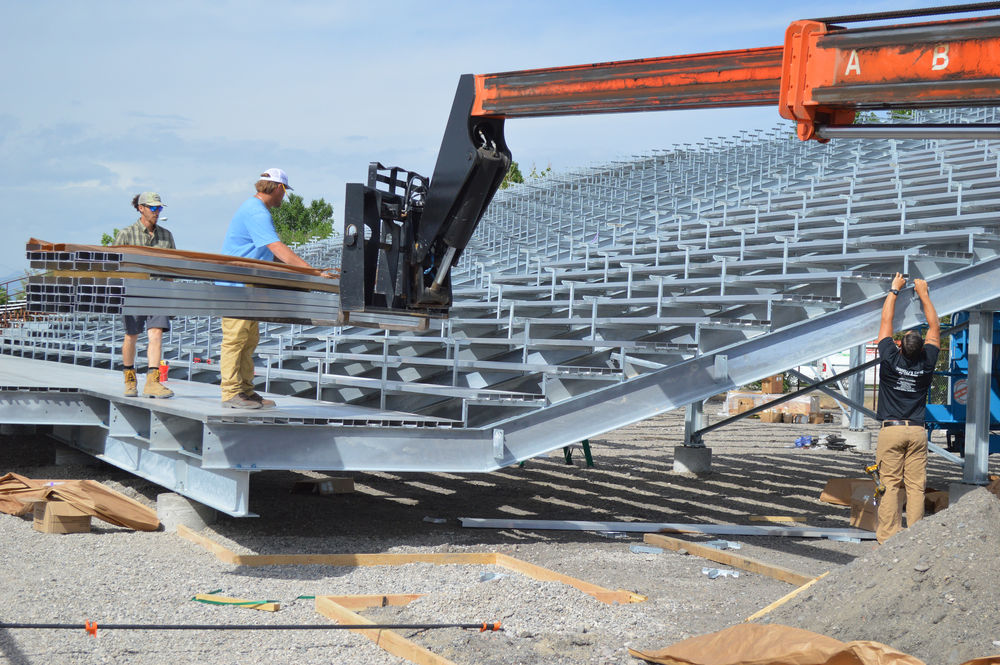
[702,567,739,579]
[32,500,91,534]
[0,472,159,531]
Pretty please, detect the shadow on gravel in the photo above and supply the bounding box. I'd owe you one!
[0,628,32,665]
[1,410,993,567]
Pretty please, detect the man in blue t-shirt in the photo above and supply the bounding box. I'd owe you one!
[874,272,940,543]
[219,168,333,409]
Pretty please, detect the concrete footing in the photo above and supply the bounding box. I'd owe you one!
[673,445,712,474]
[157,493,218,532]
[842,429,872,453]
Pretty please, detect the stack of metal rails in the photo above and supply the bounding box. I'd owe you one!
[24,244,342,323]
[3,107,1000,515]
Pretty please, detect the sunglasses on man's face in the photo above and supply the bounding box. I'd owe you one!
[145,205,163,213]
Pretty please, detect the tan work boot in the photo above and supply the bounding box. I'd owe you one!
[123,368,138,397]
[244,392,276,407]
[142,369,174,399]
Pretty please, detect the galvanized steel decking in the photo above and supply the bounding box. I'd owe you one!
[4,107,1000,512]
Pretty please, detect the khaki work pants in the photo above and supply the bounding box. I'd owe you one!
[874,424,927,543]
[220,318,259,401]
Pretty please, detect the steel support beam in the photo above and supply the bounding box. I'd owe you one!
[847,344,867,430]
[683,401,705,447]
[963,309,992,484]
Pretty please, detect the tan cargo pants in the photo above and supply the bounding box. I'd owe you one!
[874,424,927,543]
[220,318,260,401]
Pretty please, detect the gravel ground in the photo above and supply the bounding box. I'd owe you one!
[1,403,998,665]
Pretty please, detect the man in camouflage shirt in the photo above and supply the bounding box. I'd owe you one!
[113,191,176,398]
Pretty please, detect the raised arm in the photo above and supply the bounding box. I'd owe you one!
[879,272,907,341]
[913,279,940,348]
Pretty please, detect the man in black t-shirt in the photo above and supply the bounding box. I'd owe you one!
[874,272,940,543]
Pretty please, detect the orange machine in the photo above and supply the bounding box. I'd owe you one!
[471,5,1000,141]
[340,4,1000,320]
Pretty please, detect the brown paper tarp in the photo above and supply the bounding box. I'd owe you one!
[0,473,159,531]
[627,623,999,665]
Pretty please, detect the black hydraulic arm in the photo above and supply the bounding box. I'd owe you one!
[340,75,511,319]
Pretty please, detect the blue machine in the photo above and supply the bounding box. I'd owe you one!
[923,311,1000,454]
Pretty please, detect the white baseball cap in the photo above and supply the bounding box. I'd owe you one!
[259,168,293,190]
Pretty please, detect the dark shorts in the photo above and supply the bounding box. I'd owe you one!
[123,315,171,336]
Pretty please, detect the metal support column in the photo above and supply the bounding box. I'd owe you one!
[847,344,866,430]
[963,309,992,485]
[684,401,705,446]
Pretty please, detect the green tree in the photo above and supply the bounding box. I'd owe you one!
[529,163,553,179]
[101,229,120,246]
[270,194,336,246]
[854,109,914,124]
[499,161,525,190]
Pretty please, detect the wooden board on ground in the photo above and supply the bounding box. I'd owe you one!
[643,533,816,586]
[322,594,424,611]
[494,554,645,604]
[746,572,830,621]
[748,516,806,523]
[316,596,458,665]
[177,524,644,605]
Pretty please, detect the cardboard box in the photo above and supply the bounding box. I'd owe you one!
[759,409,783,423]
[820,477,874,506]
[924,489,949,514]
[850,493,878,532]
[843,483,947,532]
[761,374,784,394]
[723,391,780,416]
[784,396,821,415]
[33,501,91,534]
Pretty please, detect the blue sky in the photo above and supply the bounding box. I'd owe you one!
[0,0,966,279]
